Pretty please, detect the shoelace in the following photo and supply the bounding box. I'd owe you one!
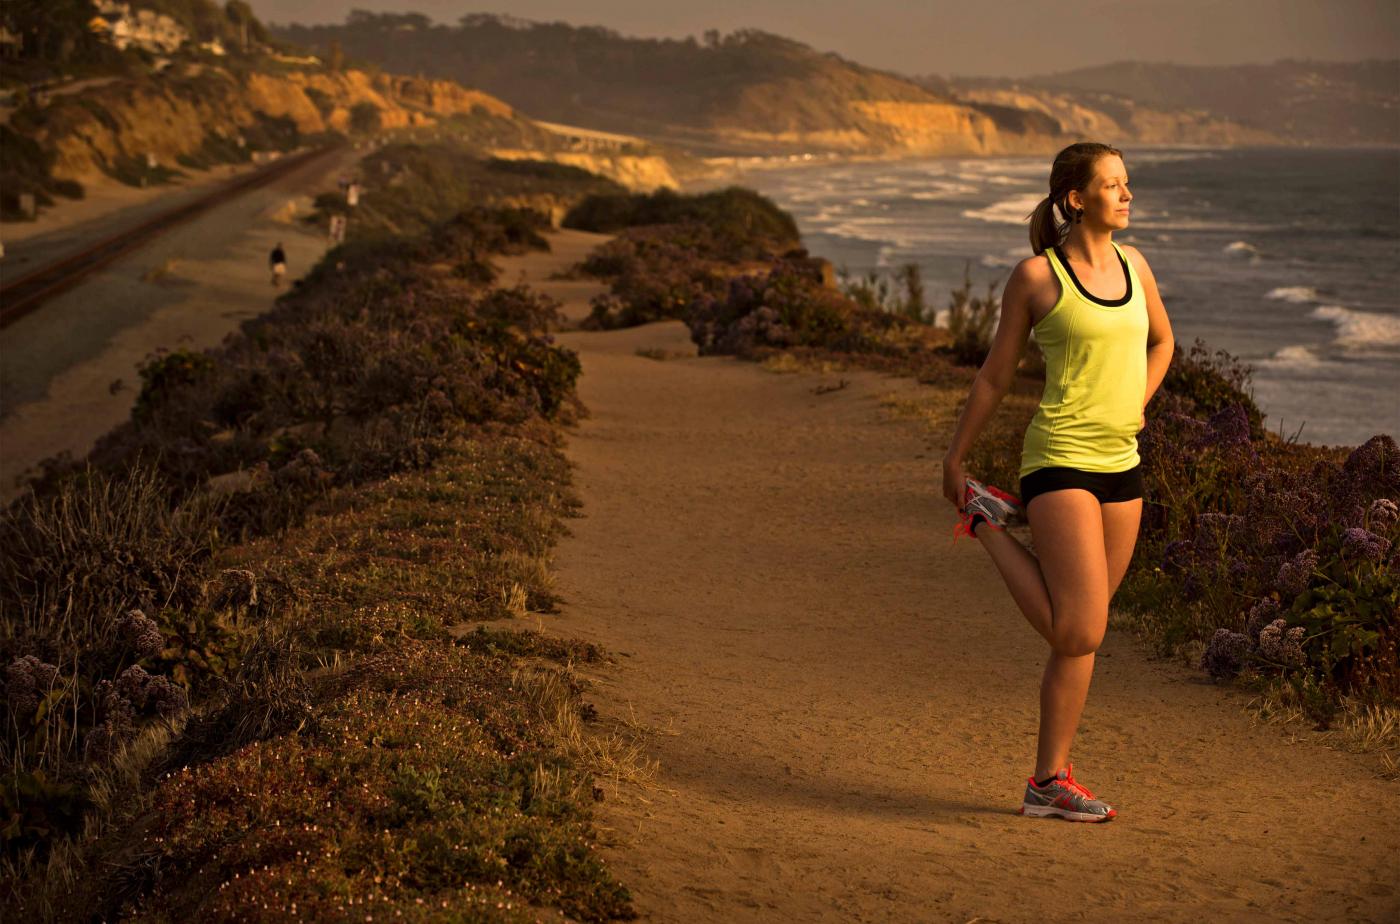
[1062,770,1097,801]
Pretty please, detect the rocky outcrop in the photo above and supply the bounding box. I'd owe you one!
[489,148,680,191]
[953,86,1281,147]
[32,66,544,186]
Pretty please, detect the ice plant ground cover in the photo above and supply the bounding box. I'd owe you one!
[569,188,1400,755]
[0,204,643,919]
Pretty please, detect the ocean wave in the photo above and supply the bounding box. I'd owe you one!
[910,181,979,200]
[1129,150,1223,164]
[1310,304,1400,351]
[1224,240,1261,259]
[1266,286,1320,303]
[961,193,1044,225]
[953,159,1046,177]
[1134,218,1282,232]
[1258,345,1325,369]
[955,172,1033,186]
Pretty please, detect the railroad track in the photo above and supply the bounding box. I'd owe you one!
[0,145,341,329]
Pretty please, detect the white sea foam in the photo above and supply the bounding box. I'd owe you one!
[1261,345,1325,368]
[1136,218,1279,232]
[953,159,1046,178]
[961,193,1044,225]
[1310,304,1400,352]
[910,181,979,200]
[1267,286,1320,303]
[1129,150,1223,165]
[955,172,1032,186]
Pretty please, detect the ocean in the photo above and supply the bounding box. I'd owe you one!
[727,147,1399,448]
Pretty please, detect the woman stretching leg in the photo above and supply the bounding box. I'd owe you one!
[940,142,1175,822]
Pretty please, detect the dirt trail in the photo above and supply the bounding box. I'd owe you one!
[502,232,1400,923]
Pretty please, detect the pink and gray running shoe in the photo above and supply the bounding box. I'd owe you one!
[951,477,1024,543]
[1019,762,1118,822]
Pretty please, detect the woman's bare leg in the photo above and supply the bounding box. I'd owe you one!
[1023,490,1109,779]
[975,527,1054,643]
[972,488,1144,780]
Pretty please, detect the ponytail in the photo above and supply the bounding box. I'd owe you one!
[1027,195,1062,256]
[1026,142,1123,255]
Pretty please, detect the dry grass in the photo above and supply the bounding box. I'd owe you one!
[1247,684,1400,780]
[513,663,662,795]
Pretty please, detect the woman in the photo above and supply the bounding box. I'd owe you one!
[940,142,1175,822]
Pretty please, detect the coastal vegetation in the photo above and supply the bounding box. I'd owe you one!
[565,187,1399,766]
[1,200,641,918]
[313,142,627,241]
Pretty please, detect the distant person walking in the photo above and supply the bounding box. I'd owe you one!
[940,142,1175,822]
[269,242,287,287]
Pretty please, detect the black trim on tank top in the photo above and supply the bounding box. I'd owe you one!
[1053,244,1132,307]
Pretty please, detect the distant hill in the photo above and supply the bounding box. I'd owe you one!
[271,13,1062,157]
[926,59,1400,147]
[272,14,1396,155]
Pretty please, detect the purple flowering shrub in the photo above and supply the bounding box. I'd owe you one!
[687,256,885,357]
[575,221,752,330]
[1137,387,1399,698]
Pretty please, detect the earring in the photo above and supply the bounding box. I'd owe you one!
[1073,207,1084,224]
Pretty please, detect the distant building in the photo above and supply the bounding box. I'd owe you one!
[89,1,188,54]
[0,25,21,59]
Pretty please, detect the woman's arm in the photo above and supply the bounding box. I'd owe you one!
[1124,245,1176,414]
[941,259,1037,506]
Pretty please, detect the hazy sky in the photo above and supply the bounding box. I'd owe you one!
[251,0,1400,78]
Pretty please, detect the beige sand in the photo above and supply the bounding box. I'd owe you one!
[494,232,1400,923]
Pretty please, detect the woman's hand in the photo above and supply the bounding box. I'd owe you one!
[942,455,967,510]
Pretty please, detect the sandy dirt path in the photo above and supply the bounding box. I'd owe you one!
[496,231,1400,923]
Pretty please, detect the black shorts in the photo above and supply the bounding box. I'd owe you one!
[1019,463,1144,507]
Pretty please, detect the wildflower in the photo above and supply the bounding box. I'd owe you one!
[1244,597,1281,643]
[1367,497,1399,530]
[1343,434,1400,490]
[1276,549,1319,598]
[5,655,60,716]
[1341,527,1392,562]
[1162,539,1194,574]
[1206,403,1252,448]
[1201,629,1251,680]
[114,664,153,710]
[1194,512,1243,554]
[212,568,259,609]
[118,608,164,659]
[1258,618,1307,666]
[145,675,188,716]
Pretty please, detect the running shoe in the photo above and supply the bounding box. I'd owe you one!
[951,478,1024,543]
[1018,762,1117,822]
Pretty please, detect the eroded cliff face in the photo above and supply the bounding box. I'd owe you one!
[954,87,1281,147]
[490,148,680,191]
[37,67,533,185]
[708,98,1063,157]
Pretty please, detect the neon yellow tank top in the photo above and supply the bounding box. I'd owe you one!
[1020,240,1149,480]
